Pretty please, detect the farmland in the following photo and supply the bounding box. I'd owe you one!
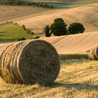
[0,57,98,97]
[0,3,98,36]
[0,1,98,98]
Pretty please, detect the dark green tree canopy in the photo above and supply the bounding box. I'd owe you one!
[54,18,66,23]
[50,18,67,36]
[44,18,85,37]
[68,22,85,34]
[44,25,51,37]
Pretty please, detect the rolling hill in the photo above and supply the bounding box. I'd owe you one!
[0,3,98,55]
[0,3,98,97]
[0,5,52,24]
[0,3,98,36]
[0,31,98,55]
[15,3,98,35]
[0,23,32,42]
[42,31,98,54]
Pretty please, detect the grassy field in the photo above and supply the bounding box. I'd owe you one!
[40,1,98,9]
[0,55,98,98]
[0,23,32,42]
[28,0,98,9]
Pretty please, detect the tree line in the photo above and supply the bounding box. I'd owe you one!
[44,18,85,37]
[0,0,54,8]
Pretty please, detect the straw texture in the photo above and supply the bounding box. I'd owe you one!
[0,40,60,84]
[89,47,98,60]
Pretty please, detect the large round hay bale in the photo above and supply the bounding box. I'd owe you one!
[0,40,60,84]
[88,47,98,60]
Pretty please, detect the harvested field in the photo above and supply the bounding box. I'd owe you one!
[1,31,98,54]
[15,3,98,35]
[0,5,53,24]
[0,58,98,97]
[0,2,98,98]
[41,31,98,54]
[0,3,98,36]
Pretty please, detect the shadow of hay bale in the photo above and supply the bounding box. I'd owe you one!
[42,82,98,91]
[88,47,98,60]
[59,54,89,60]
[0,40,60,85]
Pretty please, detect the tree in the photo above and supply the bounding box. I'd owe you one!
[26,29,34,35]
[1,0,19,5]
[68,22,85,34]
[44,25,52,37]
[22,25,26,31]
[50,18,67,36]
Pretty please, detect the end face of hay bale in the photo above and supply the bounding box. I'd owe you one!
[0,40,60,85]
[88,47,98,60]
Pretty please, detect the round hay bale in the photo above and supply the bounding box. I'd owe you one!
[0,40,60,84]
[88,47,98,60]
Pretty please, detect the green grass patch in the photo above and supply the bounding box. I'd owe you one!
[0,23,32,42]
[59,54,89,60]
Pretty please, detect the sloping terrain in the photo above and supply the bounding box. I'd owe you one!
[15,3,98,35]
[0,23,32,42]
[0,5,52,24]
[0,3,98,36]
[0,3,98,54]
[41,31,98,54]
[0,3,98,97]
[0,31,98,55]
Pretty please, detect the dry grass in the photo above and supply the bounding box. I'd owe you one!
[42,31,98,54]
[15,3,98,35]
[0,2,98,98]
[0,5,52,23]
[1,30,98,55]
[0,3,98,36]
[0,58,98,98]
[88,46,98,60]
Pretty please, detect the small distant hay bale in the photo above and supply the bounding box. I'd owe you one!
[88,47,98,60]
[0,40,60,85]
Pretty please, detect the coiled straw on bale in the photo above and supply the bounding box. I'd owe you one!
[0,40,60,84]
[88,46,98,60]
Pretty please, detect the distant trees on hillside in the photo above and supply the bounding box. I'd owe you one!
[51,18,67,36]
[21,25,34,35]
[44,25,51,37]
[0,0,54,8]
[44,18,85,37]
[44,18,67,37]
[68,22,85,34]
